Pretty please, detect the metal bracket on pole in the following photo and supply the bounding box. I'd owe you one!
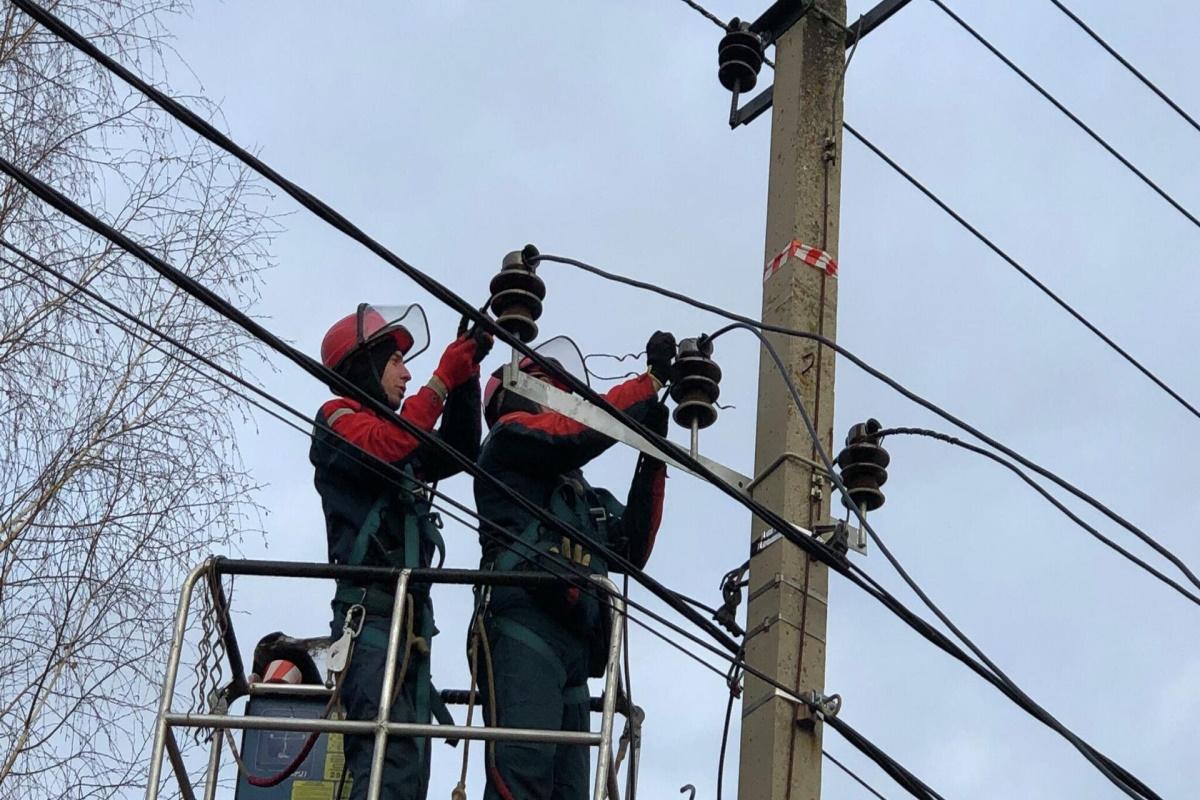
[730,0,916,128]
[814,519,866,555]
[501,363,753,493]
[797,690,842,729]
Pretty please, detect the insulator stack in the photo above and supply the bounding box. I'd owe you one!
[717,18,766,94]
[670,337,722,430]
[489,244,545,343]
[836,419,889,512]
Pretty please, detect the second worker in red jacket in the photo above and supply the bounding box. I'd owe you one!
[472,331,676,800]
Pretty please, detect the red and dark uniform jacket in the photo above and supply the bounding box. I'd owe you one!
[310,379,481,572]
[474,373,668,581]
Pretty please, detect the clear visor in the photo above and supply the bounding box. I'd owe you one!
[358,303,430,361]
[522,335,590,390]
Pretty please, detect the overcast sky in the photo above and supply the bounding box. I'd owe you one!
[153,1,1200,797]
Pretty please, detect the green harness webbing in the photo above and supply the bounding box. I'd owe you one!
[333,467,452,745]
[487,617,591,706]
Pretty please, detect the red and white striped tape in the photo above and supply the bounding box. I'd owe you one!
[764,240,838,282]
[262,659,303,685]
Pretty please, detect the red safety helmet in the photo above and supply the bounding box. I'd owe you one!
[484,336,590,424]
[321,303,430,371]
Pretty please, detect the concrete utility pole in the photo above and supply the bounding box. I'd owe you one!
[737,3,847,799]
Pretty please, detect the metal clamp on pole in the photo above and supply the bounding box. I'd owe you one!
[798,690,843,729]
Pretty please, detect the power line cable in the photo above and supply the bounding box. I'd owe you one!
[1045,0,1200,136]
[823,749,890,800]
[874,426,1200,608]
[2,147,1159,796]
[0,241,942,800]
[674,0,1200,471]
[534,252,1200,596]
[675,0,726,31]
[3,8,1168,791]
[0,149,1136,800]
[733,2,1200,450]
[673,0,775,68]
[705,320,1159,799]
[840,121,1200,426]
[927,0,1200,232]
[0,239,739,683]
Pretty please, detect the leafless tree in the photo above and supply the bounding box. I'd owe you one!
[0,3,275,797]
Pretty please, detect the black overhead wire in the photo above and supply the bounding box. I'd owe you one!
[842,121,1200,427]
[705,321,1156,800]
[8,3,1168,792]
[535,252,1200,597]
[0,238,735,687]
[0,154,746,667]
[674,0,775,68]
[0,139,1130,799]
[927,0,1200,231]
[823,749,890,800]
[873,426,1200,608]
[694,0,1200,428]
[0,240,936,800]
[1045,0,1200,136]
[705,321,1158,800]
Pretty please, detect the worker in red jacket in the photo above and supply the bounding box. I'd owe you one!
[473,332,675,800]
[310,304,490,800]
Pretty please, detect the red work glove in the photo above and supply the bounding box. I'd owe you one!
[433,336,483,391]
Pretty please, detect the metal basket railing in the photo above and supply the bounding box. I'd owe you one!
[146,558,634,800]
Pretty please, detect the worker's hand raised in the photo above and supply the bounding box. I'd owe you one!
[433,335,484,390]
[644,399,669,437]
[645,331,677,385]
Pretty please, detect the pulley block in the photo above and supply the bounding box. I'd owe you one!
[670,337,722,430]
[489,244,546,343]
[836,419,889,512]
[717,19,766,94]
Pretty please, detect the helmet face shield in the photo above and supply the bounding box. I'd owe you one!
[483,335,591,423]
[357,303,430,361]
[519,335,589,392]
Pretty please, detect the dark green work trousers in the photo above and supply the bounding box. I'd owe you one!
[480,600,592,800]
[333,609,432,800]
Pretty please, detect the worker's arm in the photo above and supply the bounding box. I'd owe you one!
[608,401,669,568]
[486,373,662,477]
[411,376,482,481]
[318,388,444,465]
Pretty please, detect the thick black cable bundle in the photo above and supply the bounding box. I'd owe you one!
[0,155,1150,799]
[0,240,942,800]
[2,4,1168,794]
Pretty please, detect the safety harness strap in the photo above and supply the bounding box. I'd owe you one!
[561,683,592,706]
[487,616,566,687]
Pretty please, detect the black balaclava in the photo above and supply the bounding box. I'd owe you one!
[337,336,400,409]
